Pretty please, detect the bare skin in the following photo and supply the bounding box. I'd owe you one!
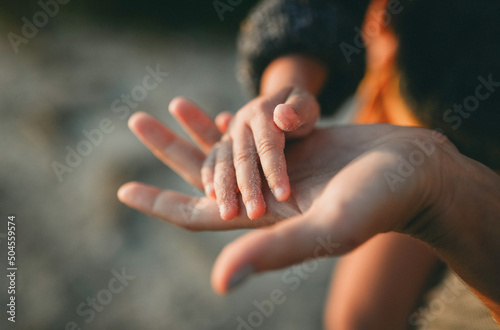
[324,3,442,328]
[118,101,500,322]
[201,55,327,220]
[200,52,440,329]
[325,233,439,329]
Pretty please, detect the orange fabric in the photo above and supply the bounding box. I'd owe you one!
[353,0,421,127]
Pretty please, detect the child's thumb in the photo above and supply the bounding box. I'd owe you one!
[273,89,320,137]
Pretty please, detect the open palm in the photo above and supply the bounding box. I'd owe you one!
[118,98,448,293]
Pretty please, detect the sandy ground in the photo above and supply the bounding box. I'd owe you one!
[0,16,338,329]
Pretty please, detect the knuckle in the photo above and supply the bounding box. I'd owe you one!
[233,151,255,169]
[214,157,232,170]
[256,137,283,158]
[257,140,275,157]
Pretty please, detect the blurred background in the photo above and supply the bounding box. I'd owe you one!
[0,1,338,329]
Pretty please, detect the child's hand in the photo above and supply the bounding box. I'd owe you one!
[118,103,457,295]
[202,86,320,220]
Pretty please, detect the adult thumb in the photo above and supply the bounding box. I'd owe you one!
[210,209,356,295]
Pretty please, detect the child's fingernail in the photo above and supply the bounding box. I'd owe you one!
[205,183,214,197]
[246,201,257,219]
[275,104,301,131]
[273,186,286,201]
[227,265,254,291]
[220,203,232,220]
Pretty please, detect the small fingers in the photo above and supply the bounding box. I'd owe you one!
[202,147,217,198]
[213,139,240,220]
[232,126,266,219]
[169,97,221,153]
[251,117,290,202]
[274,88,320,137]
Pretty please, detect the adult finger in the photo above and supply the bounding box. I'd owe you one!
[232,126,266,219]
[168,97,222,153]
[117,182,267,231]
[274,88,320,137]
[128,112,204,189]
[213,139,240,220]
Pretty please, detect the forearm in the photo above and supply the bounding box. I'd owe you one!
[443,159,500,321]
[410,148,500,321]
[259,55,328,97]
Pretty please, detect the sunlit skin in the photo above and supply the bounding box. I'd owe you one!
[200,50,441,329]
[201,55,327,220]
[117,99,500,323]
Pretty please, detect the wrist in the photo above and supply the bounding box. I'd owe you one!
[429,146,500,250]
[440,152,500,319]
[405,139,500,317]
[401,136,498,245]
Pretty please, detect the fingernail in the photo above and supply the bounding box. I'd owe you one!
[275,105,301,131]
[227,265,254,291]
[246,200,257,220]
[205,183,214,197]
[220,203,232,220]
[273,186,286,201]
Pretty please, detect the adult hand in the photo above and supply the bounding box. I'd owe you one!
[118,98,454,294]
